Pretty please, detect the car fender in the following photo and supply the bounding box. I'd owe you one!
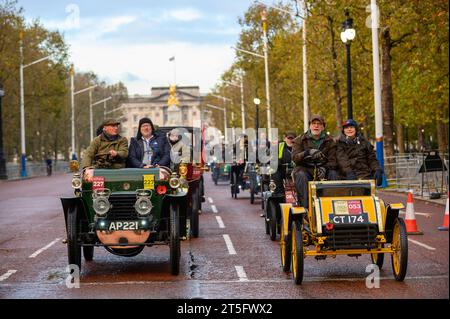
[60,197,89,230]
[385,204,403,242]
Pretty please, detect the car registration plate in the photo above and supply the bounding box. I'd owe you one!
[108,221,139,231]
[328,213,369,224]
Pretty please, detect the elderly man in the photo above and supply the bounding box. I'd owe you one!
[292,114,338,209]
[81,118,128,169]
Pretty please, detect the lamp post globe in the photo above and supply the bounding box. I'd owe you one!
[341,9,356,120]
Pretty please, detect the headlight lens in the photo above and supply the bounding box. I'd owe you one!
[135,197,152,216]
[93,197,110,216]
[169,176,181,189]
[71,176,82,189]
[269,181,277,192]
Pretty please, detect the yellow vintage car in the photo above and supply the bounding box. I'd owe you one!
[279,179,408,285]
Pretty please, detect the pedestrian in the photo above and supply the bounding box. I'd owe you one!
[292,114,338,209]
[81,118,128,169]
[336,119,383,186]
[45,153,52,176]
[167,128,190,170]
[127,117,170,168]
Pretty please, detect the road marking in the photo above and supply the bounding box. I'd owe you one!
[235,266,249,281]
[208,197,214,204]
[216,216,225,228]
[400,211,431,217]
[223,234,236,255]
[0,270,17,282]
[408,238,436,251]
[29,238,61,258]
[211,205,218,214]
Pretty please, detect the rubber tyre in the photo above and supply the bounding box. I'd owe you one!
[67,206,81,271]
[391,218,408,281]
[268,201,277,241]
[291,220,304,285]
[83,246,94,261]
[191,188,200,238]
[370,245,384,269]
[169,203,181,275]
[280,212,291,272]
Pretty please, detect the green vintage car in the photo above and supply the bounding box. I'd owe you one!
[61,162,189,275]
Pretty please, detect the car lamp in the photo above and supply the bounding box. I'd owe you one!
[269,181,277,192]
[134,197,152,216]
[169,174,181,189]
[71,173,82,189]
[93,197,110,217]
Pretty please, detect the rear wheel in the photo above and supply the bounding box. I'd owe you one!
[280,212,291,272]
[231,171,238,199]
[291,220,304,285]
[169,203,181,275]
[67,206,81,271]
[191,188,200,238]
[268,201,277,241]
[391,218,408,281]
[83,246,94,261]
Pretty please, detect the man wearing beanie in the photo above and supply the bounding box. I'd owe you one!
[291,114,338,210]
[336,119,382,186]
[82,118,128,169]
[127,117,171,168]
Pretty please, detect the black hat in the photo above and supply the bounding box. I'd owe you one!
[284,131,297,138]
[136,117,155,139]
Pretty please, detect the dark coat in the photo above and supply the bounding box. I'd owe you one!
[336,133,380,179]
[292,131,337,175]
[127,132,171,168]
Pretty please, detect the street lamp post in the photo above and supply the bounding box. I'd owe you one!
[19,32,51,177]
[254,98,261,160]
[260,10,272,136]
[90,96,112,140]
[223,75,246,132]
[206,103,227,142]
[0,82,6,179]
[340,9,356,120]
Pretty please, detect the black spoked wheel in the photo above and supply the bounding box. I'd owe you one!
[268,201,277,241]
[67,206,81,271]
[83,246,94,261]
[291,220,304,285]
[280,212,291,272]
[261,182,268,210]
[391,218,408,281]
[231,172,238,199]
[191,188,200,238]
[169,203,181,275]
[371,244,384,270]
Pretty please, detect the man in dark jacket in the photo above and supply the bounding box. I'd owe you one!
[127,117,170,168]
[292,114,338,209]
[336,119,382,185]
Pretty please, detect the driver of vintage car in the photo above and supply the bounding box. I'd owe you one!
[292,114,338,209]
[81,118,129,170]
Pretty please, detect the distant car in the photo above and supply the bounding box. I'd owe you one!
[279,177,408,284]
[158,126,207,238]
[61,161,189,275]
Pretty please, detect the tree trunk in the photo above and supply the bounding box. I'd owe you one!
[396,122,404,154]
[381,28,396,178]
[417,126,425,152]
[436,112,448,154]
[328,16,343,130]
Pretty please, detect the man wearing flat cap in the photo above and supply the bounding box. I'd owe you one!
[81,118,128,169]
[292,114,338,210]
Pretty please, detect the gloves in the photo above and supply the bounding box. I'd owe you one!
[317,166,327,180]
[311,150,326,161]
[346,171,357,180]
[374,168,383,186]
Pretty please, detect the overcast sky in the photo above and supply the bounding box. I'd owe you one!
[18,0,254,95]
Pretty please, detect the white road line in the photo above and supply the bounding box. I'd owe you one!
[408,238,436,251]
[29,238,61,258]
[400,211,431,217]
[216,216,225,228]
[235,266,249,281]
[211,205,218,214]
[208,197,214,204]
[0,270,17,282]
[223,234,237,255]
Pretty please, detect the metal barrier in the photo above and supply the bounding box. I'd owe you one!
[384,152,449,197]
[5,161,70,180]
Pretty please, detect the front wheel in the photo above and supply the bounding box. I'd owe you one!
[291,220,304,285]
[83,246,94,261]
[169,203,181,275]
[280,212,291,272]
[191,188,200,238]
[67,206,81,271]
[391,218,408,281]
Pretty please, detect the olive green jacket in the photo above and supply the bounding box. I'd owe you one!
[82,134,129,169]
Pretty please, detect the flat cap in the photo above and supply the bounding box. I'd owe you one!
[102,118,120,126]
[309,114,325,126]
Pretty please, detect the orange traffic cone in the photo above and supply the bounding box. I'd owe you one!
[405,190,423,235]
[438,192,449,231]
